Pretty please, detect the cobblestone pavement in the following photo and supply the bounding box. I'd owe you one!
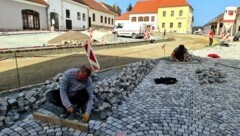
[1,59,240,136]
[88,59,240,136]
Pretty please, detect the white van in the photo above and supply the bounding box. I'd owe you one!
[112,23,147,39]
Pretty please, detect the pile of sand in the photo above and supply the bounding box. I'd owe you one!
[48,30,90,44]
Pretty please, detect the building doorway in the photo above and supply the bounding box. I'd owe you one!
[22,10,40,30]
[66,20,72,29]
[50,12,59,30]
[89,17,92,28]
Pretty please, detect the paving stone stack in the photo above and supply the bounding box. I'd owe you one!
[92,60,157,120]
[0,72,63,127]
[187,53,202,62]
[196,68,227,85]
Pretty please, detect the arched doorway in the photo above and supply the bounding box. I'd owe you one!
[22,10,40,30]
[50,12,59,30]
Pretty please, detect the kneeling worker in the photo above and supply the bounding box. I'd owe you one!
[46,66,93,123]
[171,45,188,62]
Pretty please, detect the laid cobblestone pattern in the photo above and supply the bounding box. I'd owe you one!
[1,57,240,136]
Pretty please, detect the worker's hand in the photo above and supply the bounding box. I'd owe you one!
[83,112,89,123]
[67,106,74,113]
[175,59,179,62]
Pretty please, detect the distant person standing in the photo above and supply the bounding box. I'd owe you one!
[209,29,214,46]
[163,29,166,36]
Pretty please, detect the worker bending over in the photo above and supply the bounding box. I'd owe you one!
[46,66,93,123]
[172,45,188,62]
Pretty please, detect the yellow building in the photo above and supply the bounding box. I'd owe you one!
[158,5,193,33]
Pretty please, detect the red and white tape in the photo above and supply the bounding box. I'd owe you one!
[84,42,100,72]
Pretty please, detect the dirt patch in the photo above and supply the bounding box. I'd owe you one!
[0,34,209,91]
[47,30,90,45]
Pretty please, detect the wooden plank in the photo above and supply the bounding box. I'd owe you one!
[33,112,88,132]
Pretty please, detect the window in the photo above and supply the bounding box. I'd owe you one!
[131,17,136,22]
[138,17,143,22]
[82,13,86,21]
[22,10,40,30]
[77,12,81,20]
[66,9,70,18]
[162,23,165,28]
[171,11,174,17]
[163,11,166,17]
[220,23,223,28]
[178,22,182,28]
[144,16,149,22]
[105,17,107,23]
[151,16,155,22]
[92,13,95,22]
[100,16,103,23]
[112,19,114,25]
[108,18,110,24]
[179,10,183,16]
[228,10,234,15]
[170,23,173,28]
[116,24,123,28]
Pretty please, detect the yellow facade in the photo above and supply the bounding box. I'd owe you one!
[158,6,193,33]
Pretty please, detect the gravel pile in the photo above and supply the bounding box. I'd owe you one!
[47,30,90,45]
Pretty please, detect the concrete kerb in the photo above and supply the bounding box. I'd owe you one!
[0,83,47,97]
[0,38,175,54]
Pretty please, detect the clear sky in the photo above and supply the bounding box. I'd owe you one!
[97,0,240,26]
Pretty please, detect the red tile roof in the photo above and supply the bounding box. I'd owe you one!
[116,12,130,20]
[158,0,191,8]
[72,0,86,5]
[130,0,192,14]
[99,2,119,16]
[27,0,47,5]
[116,0,192,20]
[81,0,114,15]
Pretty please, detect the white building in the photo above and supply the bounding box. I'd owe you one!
[115,13,130,25]
[81,0,117,28]
[204,7,240,35]
[0,0,117,31]
[0,0,48,31]
[115,0,159,30]
[46,0,89,30]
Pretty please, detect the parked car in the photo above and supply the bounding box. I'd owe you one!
[112,23,147,39]
[233,32,240,41]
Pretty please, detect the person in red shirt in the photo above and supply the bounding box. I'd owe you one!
[209,29,214,46]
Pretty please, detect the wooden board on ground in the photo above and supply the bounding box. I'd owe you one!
[33,112,88,132]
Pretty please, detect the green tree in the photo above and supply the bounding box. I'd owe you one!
[127,4,132,12]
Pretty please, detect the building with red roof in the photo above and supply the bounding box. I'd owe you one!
[81,0,117,28]
[116,0,193,33]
